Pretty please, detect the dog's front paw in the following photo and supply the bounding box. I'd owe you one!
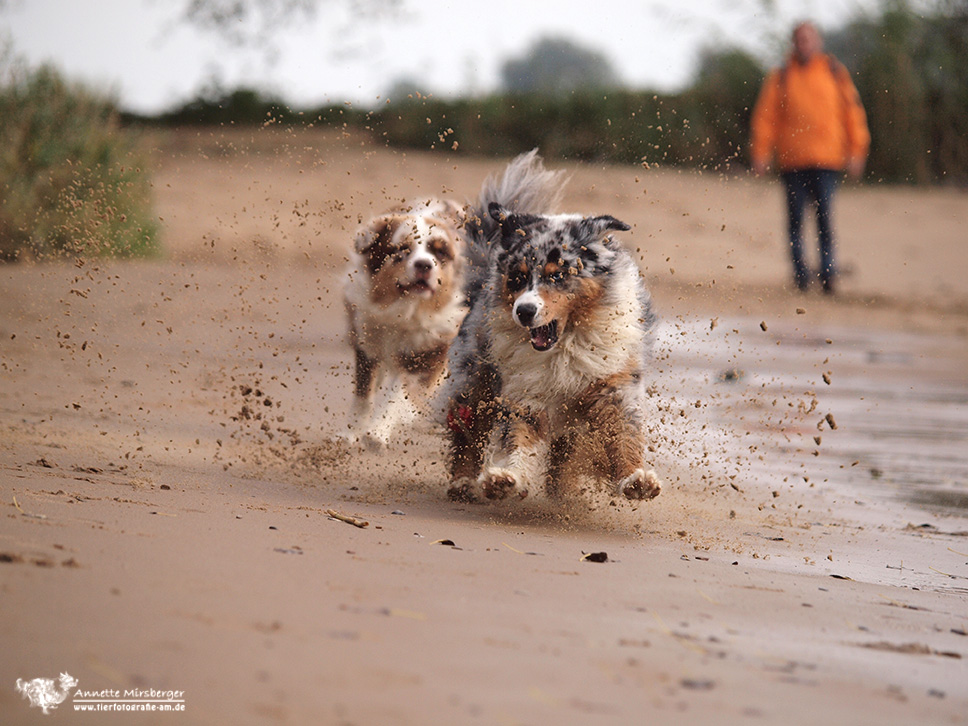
[480,469,529,500]
[618,468,662,500]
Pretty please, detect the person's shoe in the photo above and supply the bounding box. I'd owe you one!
[821,277,836,295]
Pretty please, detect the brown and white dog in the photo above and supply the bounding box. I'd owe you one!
[343,198,468,448]
[441,166,662,502]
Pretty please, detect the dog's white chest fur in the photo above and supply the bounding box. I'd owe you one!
[347,280,464,359]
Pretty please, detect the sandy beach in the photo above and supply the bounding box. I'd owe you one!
[1,128,967,724]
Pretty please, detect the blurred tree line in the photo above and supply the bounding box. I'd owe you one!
[131,0,968,184]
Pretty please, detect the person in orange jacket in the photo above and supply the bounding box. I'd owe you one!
[751,21,870,293]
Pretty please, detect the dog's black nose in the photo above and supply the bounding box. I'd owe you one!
[515,302,537,327]
[414,258,433,274]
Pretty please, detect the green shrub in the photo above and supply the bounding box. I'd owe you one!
[0,62,159,261]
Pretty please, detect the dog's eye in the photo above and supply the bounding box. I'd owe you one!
[429,239,454,261]
[506,269,528,293]
[547,269,568,286]
[366,244,407,274]
[542,259,569,286]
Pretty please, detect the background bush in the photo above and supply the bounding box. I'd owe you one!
[0,61,159,261]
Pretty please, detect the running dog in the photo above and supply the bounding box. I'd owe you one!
[343,198,467,448]
[343,151,563,448]
[441,171,662,502]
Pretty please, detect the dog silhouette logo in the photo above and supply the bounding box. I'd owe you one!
[15,672,78,714]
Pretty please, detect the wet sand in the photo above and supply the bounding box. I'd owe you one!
[1,129,967,724]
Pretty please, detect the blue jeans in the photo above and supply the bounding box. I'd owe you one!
[781,169,841,289]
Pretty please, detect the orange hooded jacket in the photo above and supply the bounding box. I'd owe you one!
[751,53,870,172]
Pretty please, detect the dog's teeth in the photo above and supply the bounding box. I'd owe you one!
[529,321,558,350]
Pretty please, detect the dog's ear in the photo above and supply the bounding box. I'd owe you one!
[489,203,542,248]
[441,200,468,225]
[355,214,403,273]
[587,215,631,234]
[578,215,630,246]
[355,214,397,254]
[488,202,509,226]
[426,202,467,242]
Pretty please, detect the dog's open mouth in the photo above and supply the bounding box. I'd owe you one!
[400,279,435,295]
[529,320,559,351]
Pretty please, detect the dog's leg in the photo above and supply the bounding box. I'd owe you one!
[606,418,661,500]
[345,347,382,443]
[358,345,447,450]
[446,398,498,501]
[445,364,501,501]
[401,352,447,416]
[447,402,482,501]
[603,412,661,501]
[479,410,548,500]
[363,375,417,449]
[547,426,590,498]
[561,383,662,501]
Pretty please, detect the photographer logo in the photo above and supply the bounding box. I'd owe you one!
[15,672,77,714]
[16,672,187,715]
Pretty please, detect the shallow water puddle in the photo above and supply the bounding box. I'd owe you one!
[656,317,968,516]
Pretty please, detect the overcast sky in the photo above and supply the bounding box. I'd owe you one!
[2,0,880,113]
